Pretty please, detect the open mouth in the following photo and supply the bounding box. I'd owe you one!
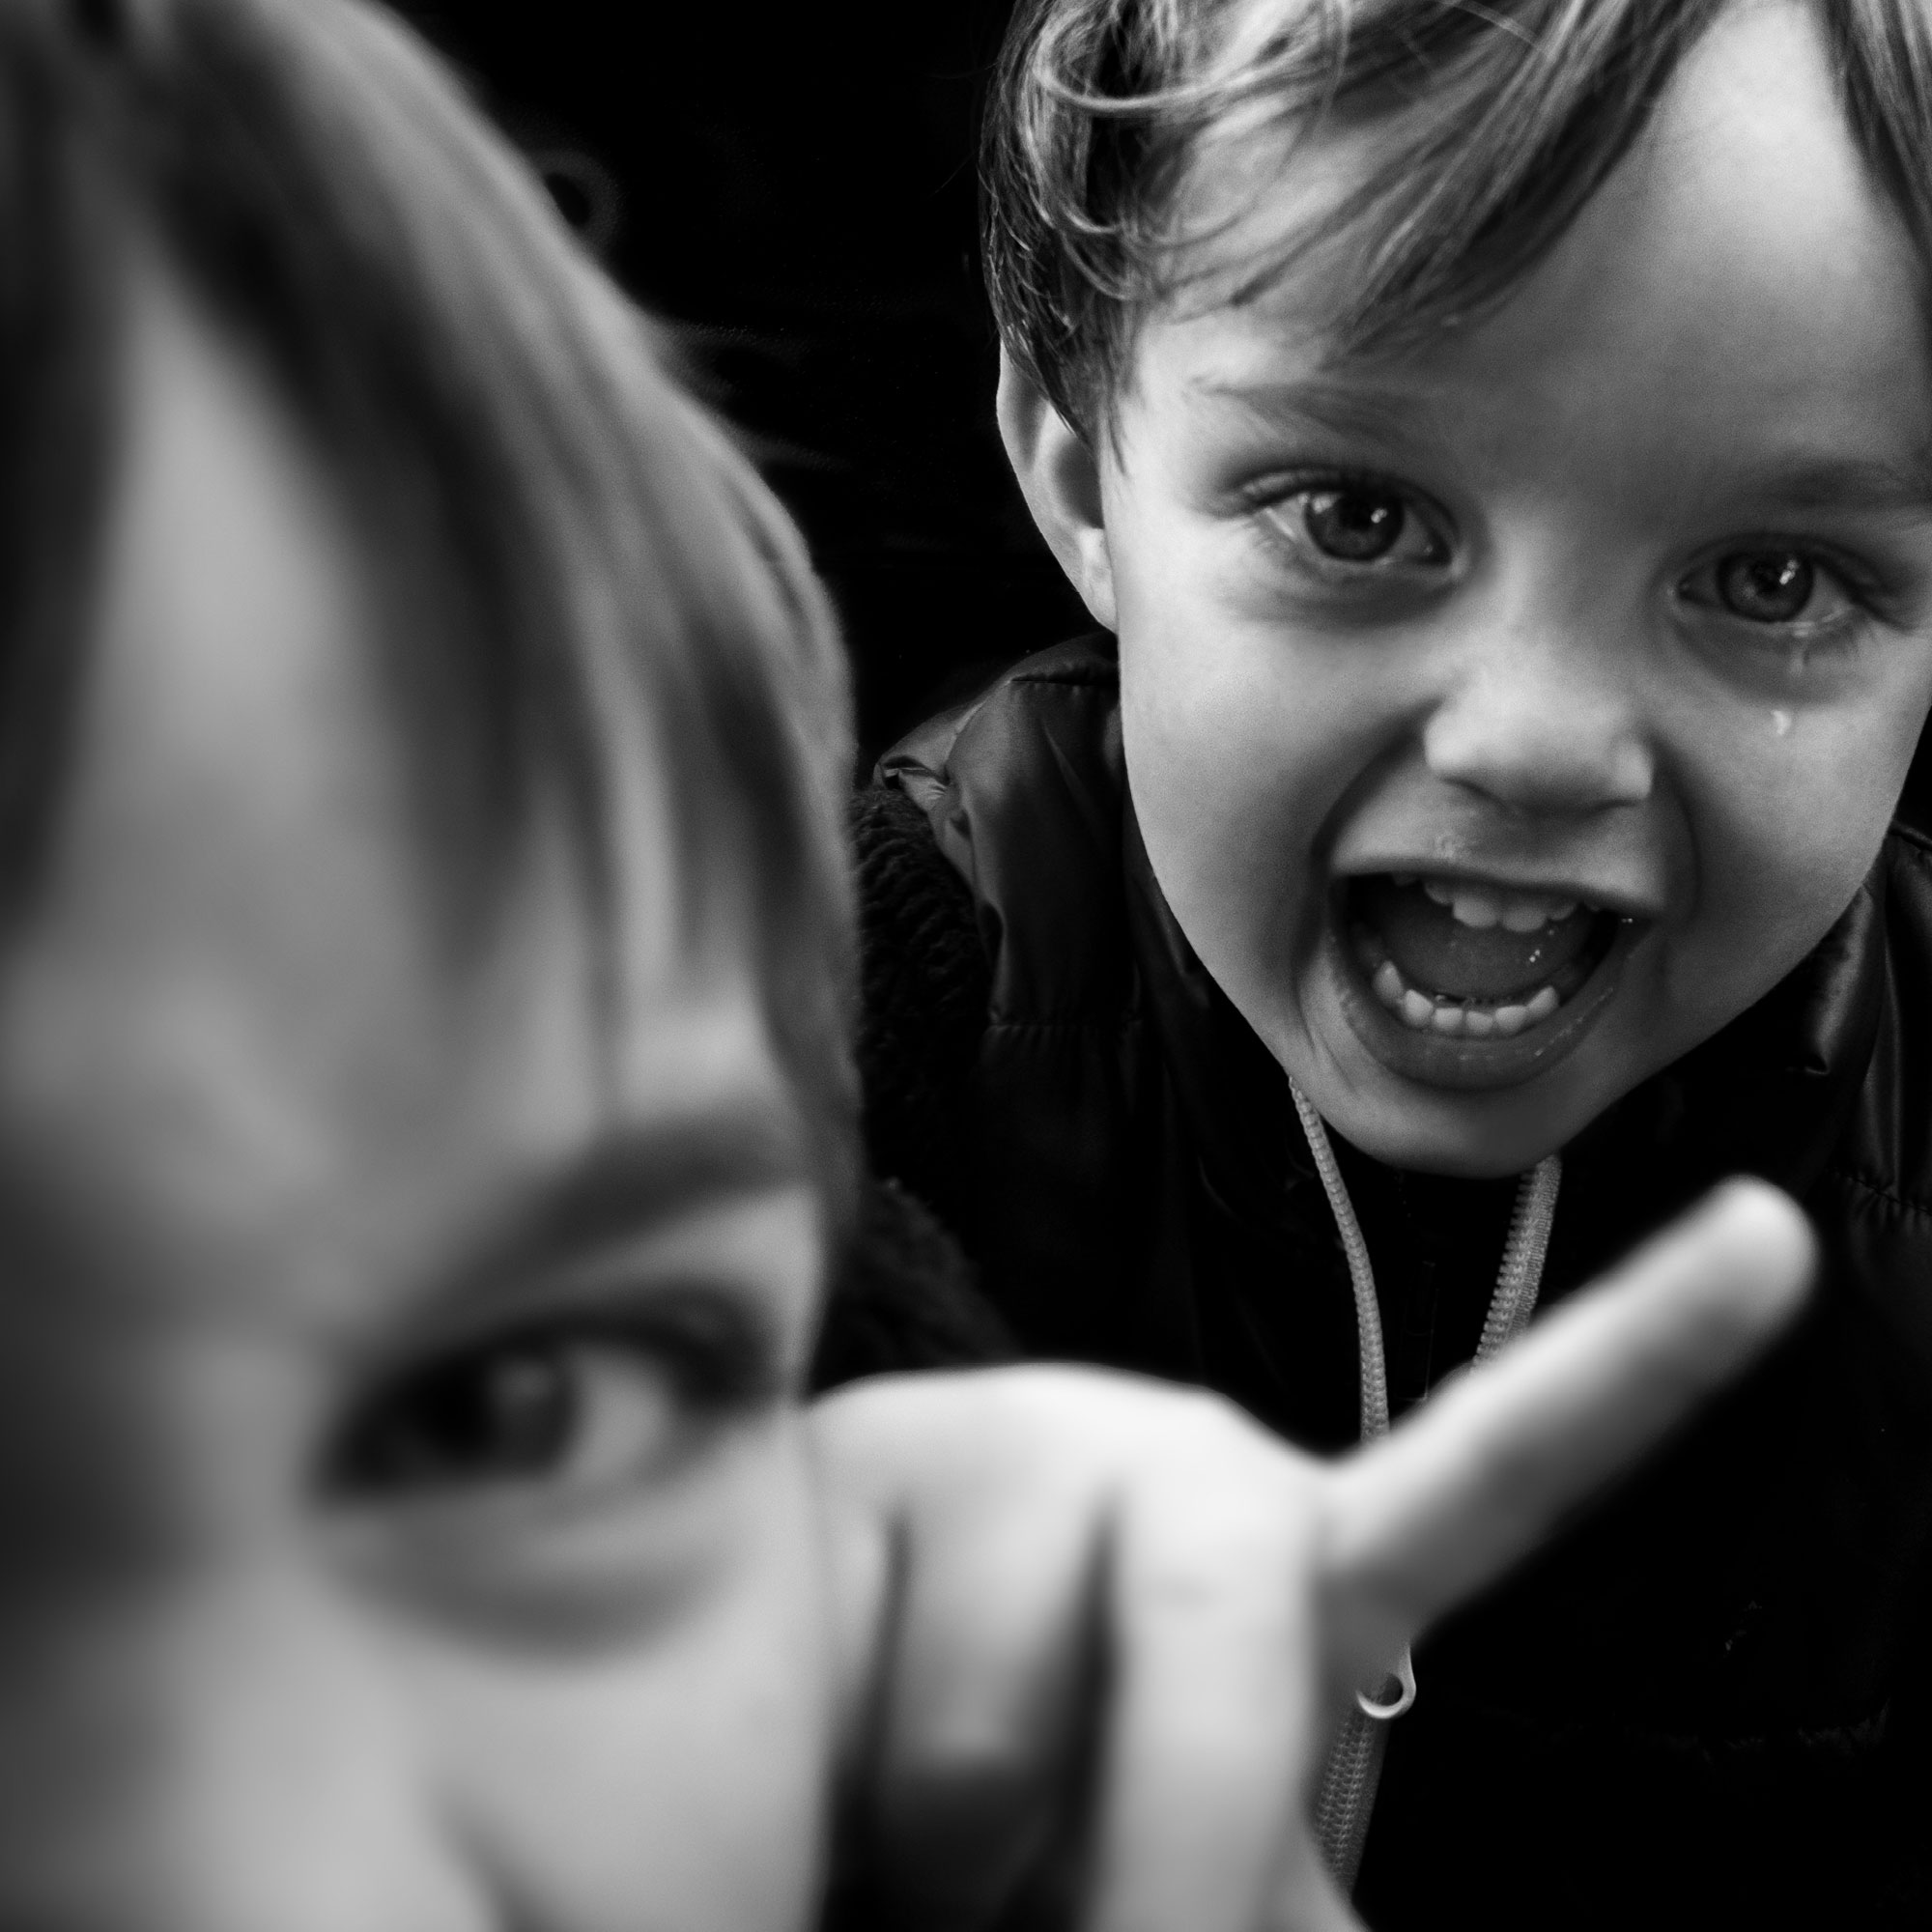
[1331,872,1643,1090]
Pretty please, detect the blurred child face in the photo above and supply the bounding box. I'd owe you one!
[1102,0,1932,1174]
[0,267,832,1932]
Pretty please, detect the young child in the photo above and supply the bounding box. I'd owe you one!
[0,3,1809,1930]
[859,0,1932,1922]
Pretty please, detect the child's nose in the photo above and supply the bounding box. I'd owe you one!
[0,1573,485,1932]
[1420,628,1655,816]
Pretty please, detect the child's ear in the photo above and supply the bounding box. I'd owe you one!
[996,349,1118,632]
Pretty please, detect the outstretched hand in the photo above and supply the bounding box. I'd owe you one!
[810,1178,1812,1932]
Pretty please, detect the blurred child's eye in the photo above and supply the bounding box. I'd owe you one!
[328,1325,700,1500]
[318,1278,790,1628]
[1258,480,1449,572]
[1679,548,1856,628]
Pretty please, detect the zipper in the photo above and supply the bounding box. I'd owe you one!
[1290,1081,1562,1892]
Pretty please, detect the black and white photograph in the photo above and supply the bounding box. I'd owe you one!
[0,3,1926,1928]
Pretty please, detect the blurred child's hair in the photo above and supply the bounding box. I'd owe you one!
[983,0,1932,440]
[0,0,859,1231]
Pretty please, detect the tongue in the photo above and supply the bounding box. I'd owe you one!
[1355,877,1595,1002]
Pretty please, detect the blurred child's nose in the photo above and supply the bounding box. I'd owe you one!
[1420,600,1655,817]
[0,1569,486,1932]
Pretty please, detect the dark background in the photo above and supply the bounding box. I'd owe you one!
[394,0,1087,768]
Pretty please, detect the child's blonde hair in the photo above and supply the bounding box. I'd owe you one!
[0,0,859,1225]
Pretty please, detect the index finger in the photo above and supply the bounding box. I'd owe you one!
[1321,1178,1812,1676]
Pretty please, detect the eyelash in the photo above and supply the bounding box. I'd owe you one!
[1673,541,1881,642]
[324,1290,780,1502]
[1245,471,1453,580]
[1246,474,1891,644]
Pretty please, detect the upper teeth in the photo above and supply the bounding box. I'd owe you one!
[1421,878,1578,932]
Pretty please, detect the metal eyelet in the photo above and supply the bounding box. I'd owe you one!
[1356,1643,1417,1720]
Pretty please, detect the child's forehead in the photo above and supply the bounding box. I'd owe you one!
[70,261,712,999]
[43,268,505,1059]
[1126,0,1928,474]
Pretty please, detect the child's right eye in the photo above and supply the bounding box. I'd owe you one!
[1259,480,1451,573]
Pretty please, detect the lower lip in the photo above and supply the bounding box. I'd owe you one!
[1325,900,1648,1094]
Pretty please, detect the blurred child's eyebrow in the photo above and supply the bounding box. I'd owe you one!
[279,1096,815,1353]
[480,1098,816,1287]
[0,1097,818,1353]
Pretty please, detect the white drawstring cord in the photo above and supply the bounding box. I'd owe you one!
[1292,1079,1562,1892]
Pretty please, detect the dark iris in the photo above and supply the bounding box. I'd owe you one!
[1303,488,1406,562]
[331,1339,575,1492]
[1718,552,1814,623]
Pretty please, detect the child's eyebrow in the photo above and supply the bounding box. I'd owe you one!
[1188,377,1932,522]
[0,1096,818,1351]
[1736,453,1932,521]
[477,1097,816,1288]
[342,1094,822,1381]
[311,1094,823,1369]
[1187,374,1422,448]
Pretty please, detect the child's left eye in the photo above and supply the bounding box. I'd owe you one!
[1678,548,1857,627]
[328,1329,684,1499]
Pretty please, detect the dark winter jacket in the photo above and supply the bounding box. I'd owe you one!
[854,633,1932,1931]
[810,1175,1013,1393]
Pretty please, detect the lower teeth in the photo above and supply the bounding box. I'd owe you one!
[1368,951,1563,1037]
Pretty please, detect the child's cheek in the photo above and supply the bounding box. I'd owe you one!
[1119,617,1328,969]
[1118,582,1412,980]
[1661,668,1926,1008]
[412,1428,834,1932]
